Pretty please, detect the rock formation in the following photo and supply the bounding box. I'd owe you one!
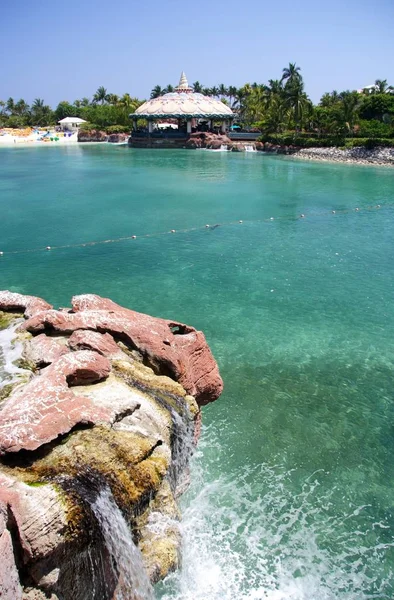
[0,292,223,600]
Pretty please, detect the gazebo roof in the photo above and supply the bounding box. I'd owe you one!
[131,72,234,120]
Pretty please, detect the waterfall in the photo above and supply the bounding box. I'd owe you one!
[244,145,256,153]
[0,319,28,392]
[91,486,154,600]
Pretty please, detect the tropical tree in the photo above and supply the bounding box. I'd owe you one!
[228,86,238,108]
[13,99,29,116]
[281,63,302,87]
[374,79,394,94]
[31,99,53,126]
[6,97,15,114]
[218,83,228,98]
[283,80,311,131]
[192,81,203,93]
[93,86,108,104]
[106,93,119,105]
[163,84,174,94]
[339,91,360,135]
[150,85,164,99]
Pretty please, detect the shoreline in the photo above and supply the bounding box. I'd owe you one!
[288,146,394,168]
[1,137,394,168]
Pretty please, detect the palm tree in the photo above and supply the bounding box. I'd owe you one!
[374,79,394,94]
[93,86,108,104]
[192,81,203,93]
[106,93,119,105]
[80,97,90,106]
[340,92,360,136]
[14,99,29,116]
[150,85,164,99]
[163,84,174,94]
[6,97,15,114]
[228,86,238,107]
[210,86,219,97]
[283,81,310,131]
[281,63,302,87]
[218,83,228,98]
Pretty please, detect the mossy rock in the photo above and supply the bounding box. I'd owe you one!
[0,311,22,330]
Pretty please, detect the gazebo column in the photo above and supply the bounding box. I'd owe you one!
[148,120,153,134]
[221,120,227,133]
[187,120,192,134]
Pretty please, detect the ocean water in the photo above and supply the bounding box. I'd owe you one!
[1,144,394,599]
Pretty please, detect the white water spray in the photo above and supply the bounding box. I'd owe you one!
[0,319,29,392]
[155,432,394,600]
[92,487,154,600]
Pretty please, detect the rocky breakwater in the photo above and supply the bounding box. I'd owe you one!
[186,132,259,151]
[0,292,223,600]
[293,146,394,166]
[77,130,129,143]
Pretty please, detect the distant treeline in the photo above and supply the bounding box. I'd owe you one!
[1,66,394,142]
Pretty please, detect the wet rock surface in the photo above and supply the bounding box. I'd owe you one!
[0,291,223,599]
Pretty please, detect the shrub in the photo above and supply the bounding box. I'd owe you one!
[355,120,394,138]
[344,138,394,149]
[105,125,130,134]
[79,122,100,131]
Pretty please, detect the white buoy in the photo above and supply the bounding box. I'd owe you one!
[332,210,336,214]
[270,217,274,221]
[0,251,3,256]
[300,214,305,218]
[355,208,359,211]
[46,246,51,250]
[205,224,210,228]
[171,229,176,233]
[377,204,381,208]
[239,220,243,224]
[131,235,136,239]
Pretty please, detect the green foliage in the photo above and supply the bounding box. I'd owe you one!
[105,125,130,134]
[344,138,394,149]
[356,119,394,138]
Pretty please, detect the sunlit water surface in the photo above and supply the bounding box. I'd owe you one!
[1,145,394,599]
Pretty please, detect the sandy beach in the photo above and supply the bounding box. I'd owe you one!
[0,128,79,147]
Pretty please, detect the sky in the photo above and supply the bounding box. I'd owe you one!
[1,0,393,107]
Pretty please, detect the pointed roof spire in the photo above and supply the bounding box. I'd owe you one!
[176,71,192,93]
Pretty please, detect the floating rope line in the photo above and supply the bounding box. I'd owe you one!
[0,203,388,257]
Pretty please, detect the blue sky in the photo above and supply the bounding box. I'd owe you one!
[1,0,393,106]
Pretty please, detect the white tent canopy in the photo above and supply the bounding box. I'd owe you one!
[58,117,87,124]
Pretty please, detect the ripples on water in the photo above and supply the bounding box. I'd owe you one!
[0,147,393,599]
[156,430,394,600]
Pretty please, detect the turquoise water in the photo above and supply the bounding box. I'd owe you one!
[1,145,394,598]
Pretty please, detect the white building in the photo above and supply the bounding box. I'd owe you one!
[58,117,87,132]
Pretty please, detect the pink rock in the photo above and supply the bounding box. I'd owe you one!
[68,330,124,359]
[0,528,23,599]
[25,334,69,366]
[0,351,111,454]
[44,349,111,386]
[0,291,52,319]
[22,295,223,405]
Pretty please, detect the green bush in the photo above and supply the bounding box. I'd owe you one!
[258,133,345,147]
[344,138,394,149]
[79,122,100,131]
[105,125,130,134]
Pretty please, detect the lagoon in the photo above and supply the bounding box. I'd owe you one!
[1,144,394,599]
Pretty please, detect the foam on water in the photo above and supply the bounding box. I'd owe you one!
[156,427,394,600]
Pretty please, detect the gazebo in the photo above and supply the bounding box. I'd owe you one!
[129,72,234,146]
